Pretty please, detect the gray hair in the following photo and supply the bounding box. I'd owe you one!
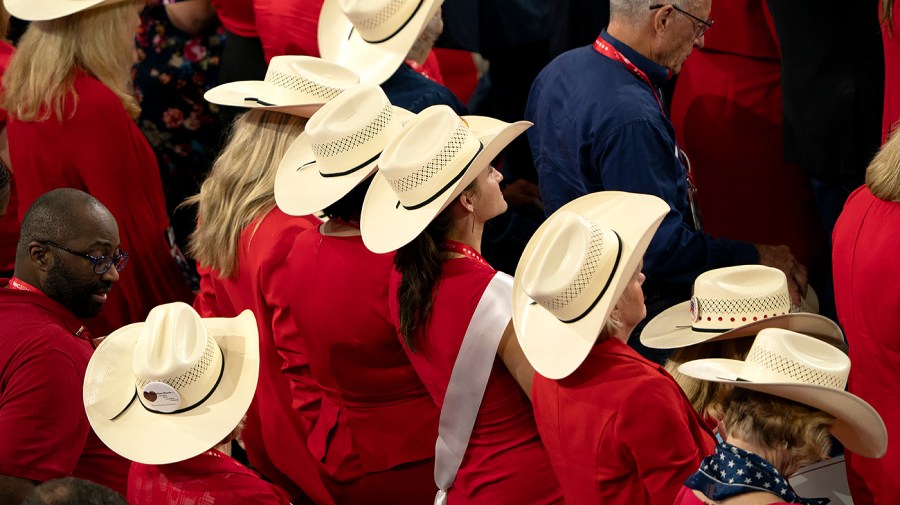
[610,0,701,24]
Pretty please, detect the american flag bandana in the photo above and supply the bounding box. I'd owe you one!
[684,442,829,505]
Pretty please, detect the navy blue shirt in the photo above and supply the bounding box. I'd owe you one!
[381,63,468,115]
[526,31,758,286]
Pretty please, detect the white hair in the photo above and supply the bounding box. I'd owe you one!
[610,0,701,24]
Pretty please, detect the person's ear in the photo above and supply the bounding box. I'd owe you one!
[458,190,476,214]
[653,5,673,33]
[28,241,53,272]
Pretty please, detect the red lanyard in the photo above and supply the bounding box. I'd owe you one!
[440,240,491,268]
[8,276,41,293]
[593,36,666,114]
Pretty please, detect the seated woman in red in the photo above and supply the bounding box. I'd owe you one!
[272,84,439,505]
[3,0,194,336]
[83,302,291,505]
[674,329,888,505]
[512,191,716,505]
[359,105,562,504]
[188,55,358,505]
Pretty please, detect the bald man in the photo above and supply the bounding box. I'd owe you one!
[0,189,129,504]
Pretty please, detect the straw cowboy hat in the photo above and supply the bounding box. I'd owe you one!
[204,55,360,116]
[641,265,844,349]
[318,0,444,85]
[83,302,259,465]
[678,328,887,458]
[274,83,413,217]
[5,0,131,21]
[512,192,669,380]
[360,105,531,253]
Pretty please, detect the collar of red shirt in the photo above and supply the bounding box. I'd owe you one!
[1,278,92,342]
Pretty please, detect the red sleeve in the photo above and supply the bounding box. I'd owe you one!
[614,378,707,505]
[0,349,90,482]
[193,264,222,317]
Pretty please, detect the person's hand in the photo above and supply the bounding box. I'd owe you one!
[502,179,543,211]
[755,244,808,305]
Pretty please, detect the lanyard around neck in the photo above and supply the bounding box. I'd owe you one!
[593,36,666,114]
[439,240,491,268]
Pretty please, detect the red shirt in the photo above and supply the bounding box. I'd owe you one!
[532,337,716,505]
[388,258,564,504]
[127,449,291,504]
[254,0,322,62]
[0,40,17,273]
[8,72,194,336]
[276,229,438,503]
[210,0,256,37]
[0,283,129,494]
[193,208,331,504]
[833,185,900,504]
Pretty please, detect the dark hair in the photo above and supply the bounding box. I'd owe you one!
[23,477,127,505]
[322,177,373,222]
[394,180,478,352]
[17,188,108,260]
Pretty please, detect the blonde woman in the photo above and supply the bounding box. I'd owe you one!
[3,0,193,336]
[832,127,900,503]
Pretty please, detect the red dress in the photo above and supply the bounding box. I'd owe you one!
[8,72,194,336]
[128,449,291,504]
[388,258,564,504]
[832,185,900,504]
[209,0,256,37]
[882,0,900,142]
[0,40,16,273]
[0,284,129,495]
[254,0,323,62]
[276,229,439,504]
[532,337,716,505]
[193,208,330,504]
[669,0,823,268]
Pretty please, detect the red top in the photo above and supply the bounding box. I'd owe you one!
[254,0,323,62]
[532,337,716,505]
[193,208,330,504]
[8,72,194,336]
[388,258,564,503]
[210,0,257,37]
[0,40,17,273]
[833,185,900,504]
[882,0,900,142]
[276,229,438,501]
[127,449,291,504]
[672,486,790,505]
[0,283,129,494]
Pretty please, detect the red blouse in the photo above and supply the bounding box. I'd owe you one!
[389,258,564,504]
[532,337,716,505]
[8,72,194,336]
[210,0,256,37]
[193,208,330,504]
[276,229,438,503]
[254,0,323,62]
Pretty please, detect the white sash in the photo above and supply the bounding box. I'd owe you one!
[434,272,514,505]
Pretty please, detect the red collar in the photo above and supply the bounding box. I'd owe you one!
[1,279,92,344]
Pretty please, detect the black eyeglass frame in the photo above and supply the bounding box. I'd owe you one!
[41,240,129,275]
[649,3,714,39]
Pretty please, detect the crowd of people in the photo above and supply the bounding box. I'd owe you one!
[0,0,897,504]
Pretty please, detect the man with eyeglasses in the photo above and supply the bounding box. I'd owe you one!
[526,0,807,364]
[0,189,129,504]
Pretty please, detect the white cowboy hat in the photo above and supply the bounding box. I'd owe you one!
[512,192,669,380]
[678,328,887,458]
[274,83,413,217]
[641,265,844,349]
[5,0,130,21]
[318,0,444,85]
[360,105,530,253]
[83,302,259,465]
[204,55,359,116]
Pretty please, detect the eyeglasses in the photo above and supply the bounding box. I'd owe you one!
[41,241,129,275]
[650,4,714,39]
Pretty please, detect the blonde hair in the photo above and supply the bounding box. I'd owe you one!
[665,338,752,420]
[721,389,834,476]
[186,110,307,278]
[3,1,140,122]
[866,127,900,202]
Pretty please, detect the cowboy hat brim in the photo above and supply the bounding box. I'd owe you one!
[84,311,259,465]
[5,0,127,21]
[512,192,669,380]
[204,81,326,116]
[360,116,531,254]
[275,106,415,216]
[678,359,887,458]
[641,303,844,350]
[318,0,442,85]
